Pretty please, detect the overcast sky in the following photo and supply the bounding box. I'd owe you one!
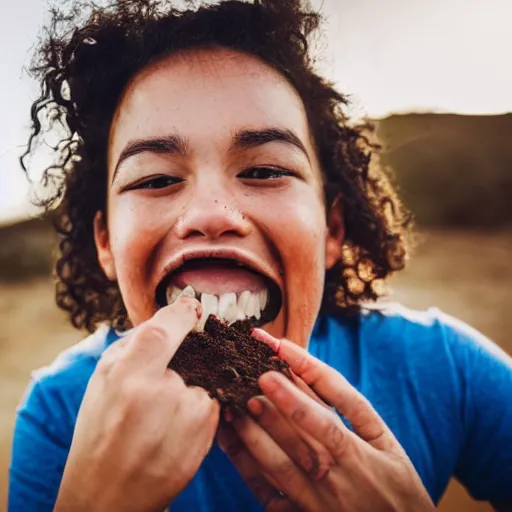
[1,0,511,223]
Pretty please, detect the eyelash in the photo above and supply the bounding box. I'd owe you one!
[129,167,295,191]
[238,167,295,180]
[130,175,184,190]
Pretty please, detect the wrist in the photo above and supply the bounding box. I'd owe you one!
[54,472,113,512]
[55,475,175,512]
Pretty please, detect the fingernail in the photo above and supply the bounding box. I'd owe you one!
[177,287,202,319]
[180,285,196,299]
[247,397,264,416]
[252,328,281,352]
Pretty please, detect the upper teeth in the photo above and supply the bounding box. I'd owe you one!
[167,284,269,331]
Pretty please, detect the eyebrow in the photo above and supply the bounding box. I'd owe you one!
[112,127,309,184]
[112,134,189,183]
[232,128,310,162]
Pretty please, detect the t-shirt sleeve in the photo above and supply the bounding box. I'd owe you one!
[438,312,512,502]
[8,378,74,511]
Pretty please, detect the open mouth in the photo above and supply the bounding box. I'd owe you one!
[155,257,282,330]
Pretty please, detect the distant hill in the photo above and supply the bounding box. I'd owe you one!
[0,112,510,281]
[376,113,512,227]
[0,216,56,281]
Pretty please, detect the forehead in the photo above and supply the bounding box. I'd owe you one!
[109,47,313,157]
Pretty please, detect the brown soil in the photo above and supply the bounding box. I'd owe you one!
[170,316,290,416]
[1,229,511,512]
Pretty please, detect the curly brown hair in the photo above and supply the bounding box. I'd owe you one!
[23,0,411,333]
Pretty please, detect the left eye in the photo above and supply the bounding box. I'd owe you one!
[131,175,183,190]
[238,167,295,180]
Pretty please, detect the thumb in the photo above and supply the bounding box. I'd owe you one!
[121,293,201,375]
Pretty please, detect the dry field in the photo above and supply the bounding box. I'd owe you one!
[1,229,511,511]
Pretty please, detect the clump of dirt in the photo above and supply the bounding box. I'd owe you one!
[169,315,290,416]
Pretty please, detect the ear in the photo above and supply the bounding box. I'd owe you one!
[325,195,345,270]
[94,211,117,281]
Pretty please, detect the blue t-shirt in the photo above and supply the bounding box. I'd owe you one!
[8,305,512,510]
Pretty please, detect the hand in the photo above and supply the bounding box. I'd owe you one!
[219,330,435,512]
[55,296,220,512]
[218,367,331,512]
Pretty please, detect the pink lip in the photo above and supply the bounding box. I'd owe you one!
[156,246,283,296]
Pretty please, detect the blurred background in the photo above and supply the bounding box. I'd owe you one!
[1,0,511,510]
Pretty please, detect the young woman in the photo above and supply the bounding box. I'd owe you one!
[9,1,512,510]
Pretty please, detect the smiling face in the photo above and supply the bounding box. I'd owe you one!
[94,47,343,347]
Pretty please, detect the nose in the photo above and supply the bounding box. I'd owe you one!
[174,187,252,241]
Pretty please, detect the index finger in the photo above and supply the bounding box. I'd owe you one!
[254,330,397,452]
[121,295,201,375]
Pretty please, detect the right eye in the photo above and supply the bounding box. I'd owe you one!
[129,175,183,190]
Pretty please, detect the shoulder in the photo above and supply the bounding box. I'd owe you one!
[321,305,512,502]
[10,326,118,509]
[19,325,116,423]
[31,324,113,389]
[359,301,475,342]
[357,302,511,371]
[357,306,512,502]
[321,302,511,403]
[354,303,512,431]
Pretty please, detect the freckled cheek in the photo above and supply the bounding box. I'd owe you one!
[107,199,165,274]
[267,198,326,344]
[275,200,326,263]
[107,208,162,322]
[261,196,327,297]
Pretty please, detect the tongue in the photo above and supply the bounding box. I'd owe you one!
[171,265,266,295]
